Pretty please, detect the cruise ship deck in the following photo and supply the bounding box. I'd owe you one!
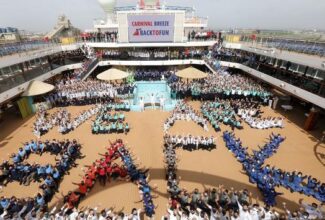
[0,0,325,219]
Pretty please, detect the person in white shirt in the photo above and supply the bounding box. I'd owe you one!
[160,96,165,111]
[139,97,145,112]
[237,199,253,220]
[150,93,156,109]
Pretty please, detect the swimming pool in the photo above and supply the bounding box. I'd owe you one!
[131,81,176,111]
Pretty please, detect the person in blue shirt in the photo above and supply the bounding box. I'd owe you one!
[24,142,32,157]
[11,154,21,164]
[44,175,56,189]
[303,176,318,196]
[30,141,39,153]
[52,168,61,183]
[17,148,26,160]
[39,141,46,156]
[36,165,46,181]
[0,197,9,210]
[45,165,53,175]
[35,193,45,208]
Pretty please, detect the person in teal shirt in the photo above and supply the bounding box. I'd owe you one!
[124,123,130,134]
[111,122,116,132]
[119,112,125,120]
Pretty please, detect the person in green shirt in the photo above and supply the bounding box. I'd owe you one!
[117,122,123,133]
[119,112,125,120]
[113,113,118,122]
[124,123,129,134]
[105,124,111,134]
[111,122,117,133]
[99,125,104,134]
[92,125,99,134]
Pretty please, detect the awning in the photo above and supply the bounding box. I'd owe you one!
[176,67,208,79]
[97,68,129,81]
[22,80,55,97]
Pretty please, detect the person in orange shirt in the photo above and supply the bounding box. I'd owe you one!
[72,181,87,199]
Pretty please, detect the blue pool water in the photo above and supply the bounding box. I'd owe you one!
[130,81,176,111]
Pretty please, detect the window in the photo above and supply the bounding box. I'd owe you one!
[2,66,11,75]
[289,63,298,72]
[297,65,306,74]
[315,70,325,80]
[275,59,282,67]
[10,65,20,74]
[306,68,317,77]
[280,60,287,69]
[29,59,35,66]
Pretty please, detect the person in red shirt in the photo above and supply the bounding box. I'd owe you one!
[87,168,97,181]
[98,163,107,186]
[72,181,87,199]
[119,166,128,179]
[111,163,121,180]
[67,191,80,208]
[85,163,97,175]
[83,175,94,189]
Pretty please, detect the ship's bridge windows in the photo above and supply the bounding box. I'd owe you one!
[315,70,325,80]
[297,65,306,74]
[10,65,20,75]
[306,67,317,78]
[280,60,287,69]
[289,63,298,72]
[1,66,11,76]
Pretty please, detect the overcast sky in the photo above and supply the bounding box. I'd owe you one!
[0,0,324,33]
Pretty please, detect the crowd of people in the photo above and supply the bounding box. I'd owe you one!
[0,205,143,220]
[33,105,53,137]
[201,97,284,131]
[164,133,216,151]
[70,57,97,80]
[134,69,175,81]
[169,69,271,102]
[209,47,324,97]
[80,31,118,43]
[238,110,284,129]
[163,101,209,132]
[33,105,100,137]
[165,186,325,219]
[47,79,117,106]
[0,139,82,219]
[187,30,219,41]
[165,186,283,220]
[92,106,130,134]
[62,139,156,217]
[49,49,86,68]
[101,48,207,61]
[202,99,242,131]
[223,131,325,206]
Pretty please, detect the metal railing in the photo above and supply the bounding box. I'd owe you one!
[0,40,61,58]
[239,36,325,57]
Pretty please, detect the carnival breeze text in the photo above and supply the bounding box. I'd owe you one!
[131,21,169,26]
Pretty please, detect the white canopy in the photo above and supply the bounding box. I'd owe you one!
[22,80,55,97]
[176,67,208,79]
[97,68,129,81]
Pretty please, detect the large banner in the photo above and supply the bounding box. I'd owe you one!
[128,14,175,43]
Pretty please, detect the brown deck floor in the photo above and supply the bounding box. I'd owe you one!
[0,101,324,217]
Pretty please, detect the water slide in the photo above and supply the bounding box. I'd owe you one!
[44,24,66,39]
